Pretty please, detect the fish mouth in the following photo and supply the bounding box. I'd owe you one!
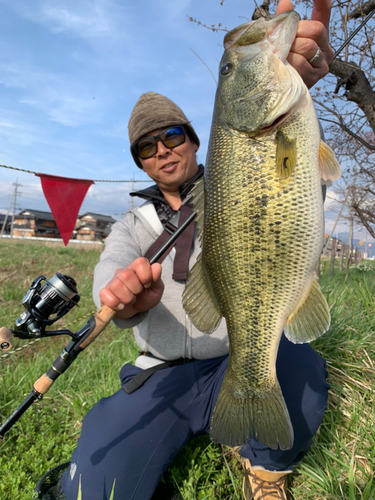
[224,11,300,63]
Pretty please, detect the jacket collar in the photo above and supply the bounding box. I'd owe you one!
[130,164,204,207]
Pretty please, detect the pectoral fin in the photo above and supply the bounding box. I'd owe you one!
[276,130,296,180]
[319,140,341,183]
[284,275,330,343]
[182,253,222,334]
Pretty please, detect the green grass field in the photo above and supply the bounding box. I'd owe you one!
[0,239,374,500]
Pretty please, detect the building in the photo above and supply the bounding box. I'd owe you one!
[0,214,11,235]
[76,212,116,241]
[12,209,61,238]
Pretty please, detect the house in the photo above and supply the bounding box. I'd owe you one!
[12,209,61,238]
[76,212,116,241]
[0,214,11,235]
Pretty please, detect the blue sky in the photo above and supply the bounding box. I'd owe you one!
[0,0,247,214]
[0,0,369,242]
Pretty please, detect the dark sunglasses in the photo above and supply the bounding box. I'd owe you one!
[133,125,186,160]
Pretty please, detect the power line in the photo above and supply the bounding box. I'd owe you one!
[0,163,149,183]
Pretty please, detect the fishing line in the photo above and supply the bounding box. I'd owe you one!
[332,9,375,60]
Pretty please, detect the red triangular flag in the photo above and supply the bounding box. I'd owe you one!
[36,173,94,246]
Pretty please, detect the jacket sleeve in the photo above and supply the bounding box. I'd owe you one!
[92,212,149,329]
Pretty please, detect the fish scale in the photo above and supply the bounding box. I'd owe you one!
[182,11,340,450]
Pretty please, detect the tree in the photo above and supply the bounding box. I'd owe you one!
[191,0,375,235]
[298,0,375,235]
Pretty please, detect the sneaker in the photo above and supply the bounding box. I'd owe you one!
[242,459,292,500]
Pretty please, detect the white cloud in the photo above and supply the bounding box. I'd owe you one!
[3,0,131,43]
[0,57,105,127]
[20,93,100,128]
[155,0,192,20]
[0,109,52,147]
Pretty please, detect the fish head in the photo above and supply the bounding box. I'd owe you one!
[217,11,306,134]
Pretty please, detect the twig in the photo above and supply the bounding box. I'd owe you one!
[186,15,227,33]
[189,48,217,85]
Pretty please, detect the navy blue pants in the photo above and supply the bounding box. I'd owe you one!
[62,336,329,500]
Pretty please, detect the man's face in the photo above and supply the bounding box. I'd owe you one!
[138,127,199,193]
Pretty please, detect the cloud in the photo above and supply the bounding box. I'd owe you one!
[154,0,192,21]
[3,0,131,43]
[79,181,152,216]
[20,93,100,128]
[0,108,53,147]
[0,57,106,127]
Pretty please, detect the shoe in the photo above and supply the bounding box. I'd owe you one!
[242,459,292,500]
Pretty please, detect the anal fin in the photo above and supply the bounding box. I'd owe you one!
[285,275,330,344]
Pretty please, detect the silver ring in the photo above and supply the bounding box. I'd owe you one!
[308,47,322,64]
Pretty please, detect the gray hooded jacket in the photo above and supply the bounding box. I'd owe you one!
[93,200,229,361]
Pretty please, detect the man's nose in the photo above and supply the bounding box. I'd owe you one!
[156,138,171,156]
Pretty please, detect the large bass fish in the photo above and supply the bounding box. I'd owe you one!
[182,11,341,450]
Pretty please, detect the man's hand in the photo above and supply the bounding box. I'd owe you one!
[99,258,164,320]
[276,0,334,89]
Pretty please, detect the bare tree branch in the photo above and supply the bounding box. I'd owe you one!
[348,0,375,20]
[189,48,217,85]
[329,58,375,133]
[319,117,375,150]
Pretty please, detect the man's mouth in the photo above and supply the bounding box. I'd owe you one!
[161,162,178,171]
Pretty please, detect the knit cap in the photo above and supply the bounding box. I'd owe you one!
[128,92,200,168]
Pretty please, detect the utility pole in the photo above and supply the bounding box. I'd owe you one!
[322,194,347,256]
[0,190,15,238]
[10,179,22,238]
[346,211,354,281]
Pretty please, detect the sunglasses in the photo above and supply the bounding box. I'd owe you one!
[133,125,187,160]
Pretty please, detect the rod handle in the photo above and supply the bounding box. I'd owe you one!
[79,305,116,350]
[33,374,54,395]
[0,327,14,351]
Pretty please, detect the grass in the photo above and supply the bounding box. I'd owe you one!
[0,240,374,499]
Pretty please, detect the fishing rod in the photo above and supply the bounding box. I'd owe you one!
[2,7,372,442]
[0,210,196,443]
[332,8,375,61]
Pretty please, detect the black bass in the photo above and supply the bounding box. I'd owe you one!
[182,11,340,450]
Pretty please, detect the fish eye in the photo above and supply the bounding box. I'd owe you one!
[220,63,233,76]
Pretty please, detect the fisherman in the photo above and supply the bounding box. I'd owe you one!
[37,1,334,499]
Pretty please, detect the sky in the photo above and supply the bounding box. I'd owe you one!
[0,0,370,243]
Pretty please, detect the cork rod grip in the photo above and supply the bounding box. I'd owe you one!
[79,305,116,350]
[33,373,55,394]
[0,327,14,351]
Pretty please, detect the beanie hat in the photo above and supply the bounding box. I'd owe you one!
[128,92,200,168]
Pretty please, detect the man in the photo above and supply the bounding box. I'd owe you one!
[37,1,333,499]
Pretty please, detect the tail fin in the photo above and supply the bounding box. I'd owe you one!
[210,378,294,450]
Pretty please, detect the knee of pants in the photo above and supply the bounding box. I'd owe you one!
[276,337,329,440]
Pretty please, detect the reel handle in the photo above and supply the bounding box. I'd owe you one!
[0,327,14,352]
